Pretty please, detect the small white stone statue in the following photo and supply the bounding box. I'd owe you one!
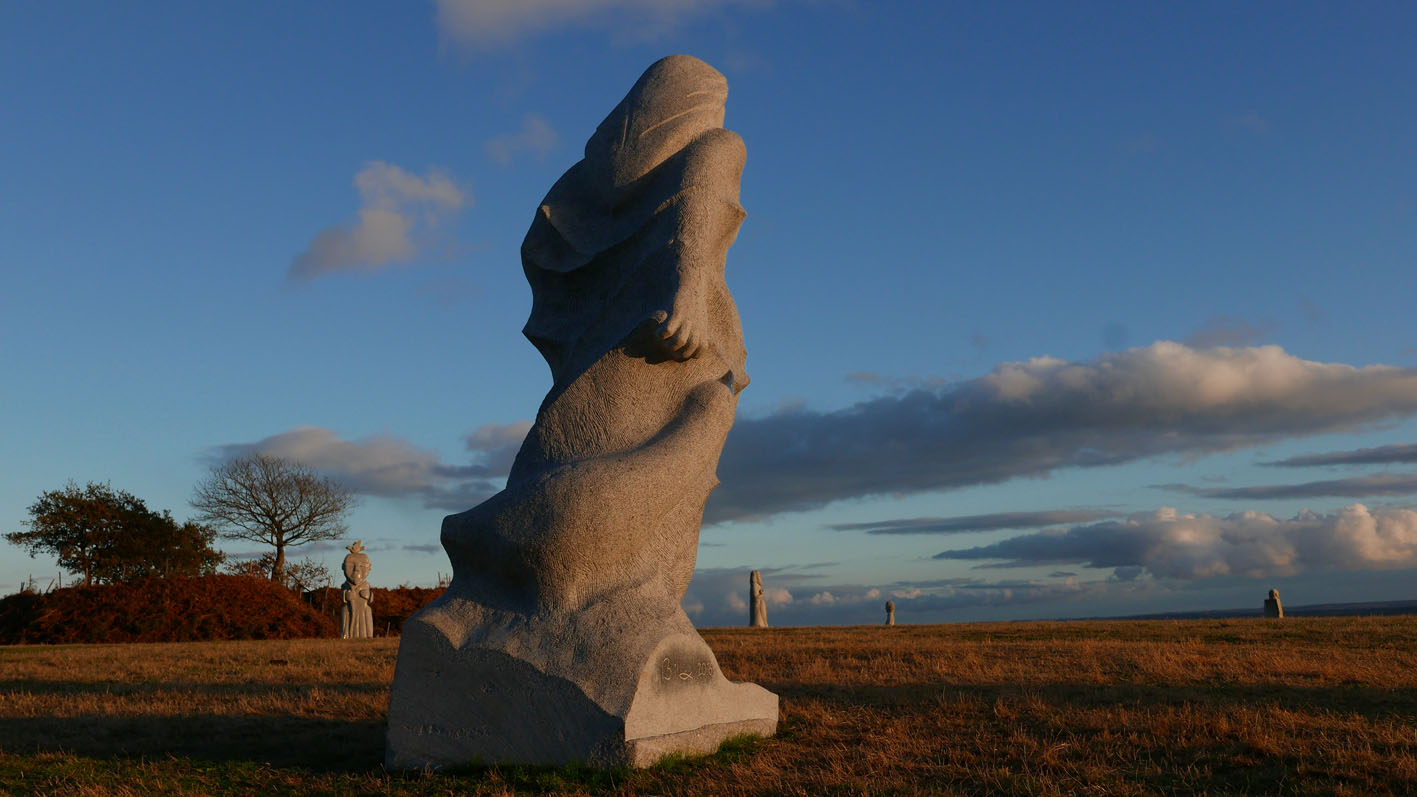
[340,540,374,639]
[1263,588,1283,619]
[885,600,895,626]
[749,570,768,628]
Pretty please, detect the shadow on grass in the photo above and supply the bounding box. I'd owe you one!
[2,700,767,785]
[433,733,764,793]
[762,679,1417,722]
[0,715,384,773]
[0,679,387,698]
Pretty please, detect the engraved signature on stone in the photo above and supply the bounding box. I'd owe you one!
[412,723,490,739]
[659,657,712,683]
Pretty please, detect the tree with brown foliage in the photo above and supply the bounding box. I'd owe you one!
[191,455,357,582]
[4,482,224,586]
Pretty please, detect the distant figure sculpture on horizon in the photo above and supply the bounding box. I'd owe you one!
[749,570,768,627]
[1264,588,1283,619]
[885,600,895,626]
[340,540,373,639]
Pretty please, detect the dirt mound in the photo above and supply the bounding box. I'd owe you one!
[0,575,336,644]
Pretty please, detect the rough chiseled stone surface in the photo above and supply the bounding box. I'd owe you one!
[749,570,768,628]
[386,55,777,770]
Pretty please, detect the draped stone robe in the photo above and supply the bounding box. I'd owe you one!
[441,55,748,618]
[386,55,776,770]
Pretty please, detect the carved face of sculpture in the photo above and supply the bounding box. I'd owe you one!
[343,553,371,584]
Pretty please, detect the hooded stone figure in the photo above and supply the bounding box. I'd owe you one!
[749,570,768,628]
[1264,588,1283,618]
[386,55,775,770]
[520,55,748,401]
[425,55,750,616]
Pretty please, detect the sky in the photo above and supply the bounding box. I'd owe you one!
[3,1,1417,626]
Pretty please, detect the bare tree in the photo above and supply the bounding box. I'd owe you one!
[191,455,357,582]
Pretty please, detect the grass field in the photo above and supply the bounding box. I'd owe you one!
[4,617,1417,794]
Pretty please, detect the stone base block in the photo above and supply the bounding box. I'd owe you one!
[385,605,778,770]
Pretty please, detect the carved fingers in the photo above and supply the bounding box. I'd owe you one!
[651,309,703,361]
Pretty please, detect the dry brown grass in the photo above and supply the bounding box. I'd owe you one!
[3,618,1417,794]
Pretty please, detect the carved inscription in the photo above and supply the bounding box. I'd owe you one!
[409,722,492,740]
[658,656,713,684]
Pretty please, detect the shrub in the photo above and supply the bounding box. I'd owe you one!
[0,575,336,644]
[308,585,444,636]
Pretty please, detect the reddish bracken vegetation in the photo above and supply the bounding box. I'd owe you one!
[307,586,443,636]
[0,575,335,644]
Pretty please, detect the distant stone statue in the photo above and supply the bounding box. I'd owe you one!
[885,600,895,626]
[749,570,768,627]
[1264,588,1283,618]
[387,55,776,770]
[340,540,373,639]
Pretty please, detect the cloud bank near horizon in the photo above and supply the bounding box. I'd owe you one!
[937,504,1417,581]
[209,343,1417,523]
[679,565,1157,627]
[707,342,1417,522]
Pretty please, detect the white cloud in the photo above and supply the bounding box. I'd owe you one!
[764,587,794,606]
[289,162,468,282]
[435,0,778,48]
[214,426,447,496]
[463,421,533,475]
[208,423,526,511]
[709,343,1417,523]
[486,114,559,165]
[937,504,1417,581]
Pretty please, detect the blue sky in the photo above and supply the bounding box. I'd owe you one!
[3,1,1416,625]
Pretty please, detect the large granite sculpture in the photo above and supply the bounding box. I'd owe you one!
[340,540,374,639]
[386,55,777,769]
[884,600,895,626]
[749,570,768,627]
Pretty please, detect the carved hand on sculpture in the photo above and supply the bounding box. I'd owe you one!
[649,300,708,362]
